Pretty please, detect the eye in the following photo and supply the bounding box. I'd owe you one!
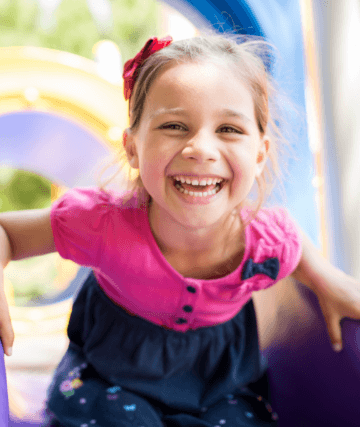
[159,124,186,131]
[219,126,243,134]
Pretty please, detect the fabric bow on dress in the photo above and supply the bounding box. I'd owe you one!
[241,258,280,281]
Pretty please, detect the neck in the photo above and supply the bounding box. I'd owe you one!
[147,198,243,258]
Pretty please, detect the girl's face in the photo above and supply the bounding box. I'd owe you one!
[125,60,270,231]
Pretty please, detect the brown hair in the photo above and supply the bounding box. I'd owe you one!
[97,30,302,270]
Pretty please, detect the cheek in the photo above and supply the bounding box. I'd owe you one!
[229,151,258,189]
[147,144,177,175]
[149,155,163,171]
[230,152,247,178]
[138,156,165,188]
[231,146,258,172]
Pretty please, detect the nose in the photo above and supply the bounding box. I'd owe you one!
[181,130,221,162]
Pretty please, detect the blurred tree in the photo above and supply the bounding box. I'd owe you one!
[0,0,160,61]
[0,168,55,306]
[0,0,160,304]
[6,171,51,210]
[0,168,51,213]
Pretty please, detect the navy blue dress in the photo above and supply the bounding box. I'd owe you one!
[42,270,278,427]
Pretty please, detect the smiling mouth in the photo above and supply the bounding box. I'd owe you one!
[172,177,226,197]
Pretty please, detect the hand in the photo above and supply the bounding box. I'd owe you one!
[314,268,360,352]
[0,271,14,357]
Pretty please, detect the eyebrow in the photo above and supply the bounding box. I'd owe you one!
[221,109,253,124]
[149,107,253,124]
[149,107,188,120]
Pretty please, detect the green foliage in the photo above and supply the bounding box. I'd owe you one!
[0,168,53,306]
[110,0,160,61]
[0,0,160,62]
[0,0,160,305]
[0,0,41,46]
[40,0,100,57]
[0,168,51,213]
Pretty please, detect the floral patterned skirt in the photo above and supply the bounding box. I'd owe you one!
[42,270,278,427]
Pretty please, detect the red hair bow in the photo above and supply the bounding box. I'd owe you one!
[122,36,173,101]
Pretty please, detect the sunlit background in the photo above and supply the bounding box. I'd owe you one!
[2,0,360,426]
[0,0,197,308]
[0,0,199,422]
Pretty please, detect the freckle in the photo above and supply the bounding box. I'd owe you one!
[79,398,86,404]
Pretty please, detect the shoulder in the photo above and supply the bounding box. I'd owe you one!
[242,206,301,245]
[241,206,303,283]
[50,187,142,233]
[52,187,142,214]
[49,187,147,263]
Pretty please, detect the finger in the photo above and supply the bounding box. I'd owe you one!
[317,295,343,352]
[1,326,13,356]
[326,313,343,352]
[0,293,14,356]
[0,315,14,356]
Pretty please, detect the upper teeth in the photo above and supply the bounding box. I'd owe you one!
[174,176,224,186]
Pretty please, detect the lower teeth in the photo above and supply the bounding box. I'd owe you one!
[174,183,221,197]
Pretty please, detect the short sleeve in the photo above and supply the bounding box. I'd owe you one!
[244,206,303,291]
[262,207,303,282]
[50,187,113,267]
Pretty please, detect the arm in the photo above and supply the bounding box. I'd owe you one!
[291,229,336,293]
[0,207,56,263]
[0,225,12,269]
[0,207,57,356]
[291,229,360,351]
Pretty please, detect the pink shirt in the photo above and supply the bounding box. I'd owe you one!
[50,187,303,333]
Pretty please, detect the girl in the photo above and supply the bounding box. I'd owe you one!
[1,33,360,427]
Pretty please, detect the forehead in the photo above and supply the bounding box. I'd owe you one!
[143,61,255,119]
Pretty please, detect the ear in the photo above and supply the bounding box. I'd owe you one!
[255,135,270,177]
[123,128,139,169]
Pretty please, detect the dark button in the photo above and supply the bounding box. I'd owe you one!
[187,286,196,293]
[183,305,193,312]
[175,318,187,324]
